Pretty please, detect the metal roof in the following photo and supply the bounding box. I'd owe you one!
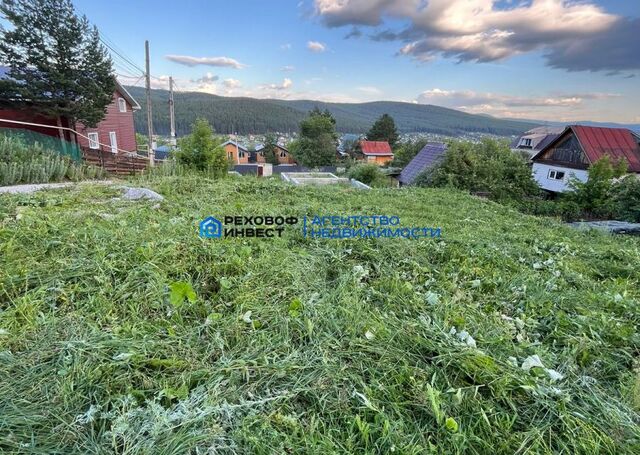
[532,125,640,172]
[360,140,393,155]
[399,142,447,185]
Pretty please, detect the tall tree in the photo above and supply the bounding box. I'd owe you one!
[175,118,228,176]
[263,133,279,165]
[0,0,115,138]
[290,109,338,167]
[367,114,399,148]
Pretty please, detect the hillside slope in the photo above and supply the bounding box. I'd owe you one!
[125,86,538,137]
[1,177,639,453]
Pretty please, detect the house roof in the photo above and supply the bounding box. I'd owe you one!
[399,142,447,185]
[115,80,141,110]
[221,140,249,152]
[532,125,640,172]
[360,140,393,156]
[511,126,564,151]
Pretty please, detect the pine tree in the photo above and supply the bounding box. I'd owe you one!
[367,114,399,148]
[0,0,115,131]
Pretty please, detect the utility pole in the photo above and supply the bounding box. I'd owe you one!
[169,76,176,146]
[145,40,155,166]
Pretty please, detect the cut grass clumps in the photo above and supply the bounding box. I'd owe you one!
[0,176,639,453]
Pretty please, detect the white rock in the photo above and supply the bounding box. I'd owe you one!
[521,355,544,371]
[545,368,564,382]
[121,187,164,201]
[242,311,252,323]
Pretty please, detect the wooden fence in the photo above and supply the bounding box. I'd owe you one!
[81,147,151,176]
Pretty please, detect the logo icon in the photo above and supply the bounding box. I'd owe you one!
[199,216,223,238]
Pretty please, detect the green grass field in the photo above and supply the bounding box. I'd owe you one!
[1,176,639,454]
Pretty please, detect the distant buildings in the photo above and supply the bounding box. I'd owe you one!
[531,125,640,193]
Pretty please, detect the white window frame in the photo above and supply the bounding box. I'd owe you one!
[109,131,118,154]
[118,97,127,113]
[547,170,566,181]
[88,132,99,150]
[520,138,533,147]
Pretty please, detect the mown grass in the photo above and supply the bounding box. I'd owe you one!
[0,175,639,454]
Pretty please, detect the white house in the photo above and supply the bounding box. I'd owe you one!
[531,125,640,193]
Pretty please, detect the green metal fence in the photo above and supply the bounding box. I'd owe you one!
[0,127,83,161]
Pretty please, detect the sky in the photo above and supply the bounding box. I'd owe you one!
[72,0,639,123]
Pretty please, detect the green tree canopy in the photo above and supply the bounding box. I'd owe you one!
[263,133,279,165]
[290,109,338,167]
[416,139,540,201]
[175,118,228,176]
[0,0,115,128]
[367,114,399,148]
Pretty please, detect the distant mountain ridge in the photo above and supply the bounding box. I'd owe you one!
[125,86,539,137]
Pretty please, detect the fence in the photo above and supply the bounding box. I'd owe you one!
[81,147,150,176]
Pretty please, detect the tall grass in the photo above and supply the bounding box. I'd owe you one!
[0,134,106,185]
[0,176,638,453]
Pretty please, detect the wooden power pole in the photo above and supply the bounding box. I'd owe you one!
[169,76,176,146]
[145,40,155,165]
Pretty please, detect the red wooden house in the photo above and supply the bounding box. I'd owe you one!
[0,69,140,154]
[75,81,141,153]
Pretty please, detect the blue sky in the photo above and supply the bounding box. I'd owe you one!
[74,0,639,123]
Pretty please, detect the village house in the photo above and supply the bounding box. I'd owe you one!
[222,140,249,164]
[531,125,640,193]
[0,67,140,154]
[75,81,140,153]
[510,126,564,158]
[357,140,394,166]
[253,143,297,164]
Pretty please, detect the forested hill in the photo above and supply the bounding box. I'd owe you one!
[126,86,538,137]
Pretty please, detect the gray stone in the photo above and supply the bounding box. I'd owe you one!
[121,187,164,201]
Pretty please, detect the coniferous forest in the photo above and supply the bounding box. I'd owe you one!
[126,86,538,137]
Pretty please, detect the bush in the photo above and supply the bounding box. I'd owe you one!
[174,118,228,176]
[348,163,389,187]
[562,156,628,220]
[0,134,105,185]
[611,175,640,222]
[417,139,540,201]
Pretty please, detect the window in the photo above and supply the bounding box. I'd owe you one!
[280,150,287,157]
[109,132,118,153]
[118,97,127,113]
[520,138,533,148]
[88,132,99,149]
[547,170,566,180]
[228,152,233,159]
[239,151,245,158]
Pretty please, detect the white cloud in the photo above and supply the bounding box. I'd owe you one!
[165,55,247,69]
[281,65,295,72]
[223,78,242,89]
[314,0,638,73]
[416,88,622,121]
[307,41,327,52]
[356,86,382,95]
[260,78,294,91]
[280,43,292,50]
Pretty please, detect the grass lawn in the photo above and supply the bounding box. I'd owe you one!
[1,175,639,454]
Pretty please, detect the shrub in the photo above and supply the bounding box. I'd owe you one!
[611,175,640,222]
[0,134,105,185]
[348,163,389,187]
[562,156,628,220]
[174,118,228,176]
[417,139,540,201]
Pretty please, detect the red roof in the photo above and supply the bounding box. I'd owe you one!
[360,140,393,156]
[572,126,640,172]
[533,125,640,172]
